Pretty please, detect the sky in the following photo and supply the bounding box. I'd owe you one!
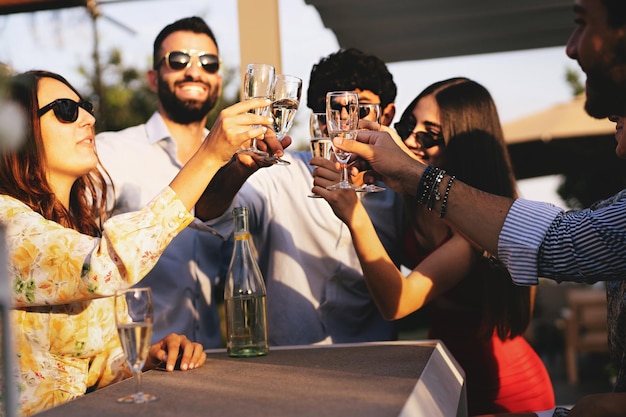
[0,0,581,204]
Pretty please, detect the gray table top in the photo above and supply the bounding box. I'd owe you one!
[35,341,465,417]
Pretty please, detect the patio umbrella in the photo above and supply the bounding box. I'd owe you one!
[503,94,614,144]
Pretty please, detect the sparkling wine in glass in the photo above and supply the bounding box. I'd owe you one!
[326,91,360,190]
[357,103,386,193]
[308,112,332,198]
[238,63,275,157]
[115,287,157,404]
[266,74,302,165]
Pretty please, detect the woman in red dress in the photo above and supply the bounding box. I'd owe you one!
[313,77,555,415]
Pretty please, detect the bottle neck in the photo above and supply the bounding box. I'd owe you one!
[234,232,251,241]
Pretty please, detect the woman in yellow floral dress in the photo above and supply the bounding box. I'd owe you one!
[0,70,281,416]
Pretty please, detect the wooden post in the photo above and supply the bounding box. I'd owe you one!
[237,0,283,99]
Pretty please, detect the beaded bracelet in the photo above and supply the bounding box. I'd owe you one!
[417,166,439,204]
[427,169,446,211]
[439,175,455,218]
[416,164,437,205]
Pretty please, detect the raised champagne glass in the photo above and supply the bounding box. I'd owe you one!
[266,74,302,165]
[238,63,275,157]
[325,91,360,190]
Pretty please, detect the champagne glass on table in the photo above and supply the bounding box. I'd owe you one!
[238,63,275,157]
[114,287,157,404]
[326,91,360,190]
[266,74,303,165]
[308,112,332,198]
[356,103,386,193]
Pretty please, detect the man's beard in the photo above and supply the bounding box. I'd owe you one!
[585,67,626,119]
[158,78,218,124]
[584,37,626,119]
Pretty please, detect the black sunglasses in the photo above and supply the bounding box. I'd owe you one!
[394,119,445,149]
[358,103,380,121]
[37,98,94,123]
[159,50,220,74]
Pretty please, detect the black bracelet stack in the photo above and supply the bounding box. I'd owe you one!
[415,165,456,218]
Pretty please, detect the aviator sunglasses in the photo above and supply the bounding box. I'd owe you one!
[159,50,220,74]
[394,119,446,149]
[37,98,94,123]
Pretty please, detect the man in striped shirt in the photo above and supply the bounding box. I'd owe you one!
[331,1,626,415]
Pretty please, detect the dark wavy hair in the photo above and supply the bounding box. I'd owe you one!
[153,16,219,69]
[0,70,111,236]
[306,48,397,113]
[401,77,530,341]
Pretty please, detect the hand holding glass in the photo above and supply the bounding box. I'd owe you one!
[238,63,275,157]
[114,287,157,404]
[326,91,360,190]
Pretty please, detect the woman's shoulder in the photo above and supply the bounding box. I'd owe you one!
[0,194,33,216]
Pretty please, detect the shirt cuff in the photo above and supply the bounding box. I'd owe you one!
[190,199,238,239]
[498,199,563,285]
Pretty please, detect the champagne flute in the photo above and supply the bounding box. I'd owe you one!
[266,74,303,165]
[308,112,332,198]
[326,91,360,190]
[238,63,275,157]
[114,287,157,404]
[356,103,386,193]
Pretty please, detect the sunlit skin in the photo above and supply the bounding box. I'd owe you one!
[38,77,97,209]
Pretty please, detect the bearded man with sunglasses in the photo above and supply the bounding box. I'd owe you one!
[95,16,284,348]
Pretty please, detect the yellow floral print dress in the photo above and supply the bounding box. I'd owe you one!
[0,187,193,417]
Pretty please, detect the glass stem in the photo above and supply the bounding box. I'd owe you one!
[341,164,349,185]
[134,370,143,400]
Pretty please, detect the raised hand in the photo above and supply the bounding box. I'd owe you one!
[200,98,282,164]
[331,124,426,196]
[311,156,360,225]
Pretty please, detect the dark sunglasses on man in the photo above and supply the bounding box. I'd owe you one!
[158,49,220,74]
[37,98,94,123]
[394,119,446,149]
[358,103,381,122]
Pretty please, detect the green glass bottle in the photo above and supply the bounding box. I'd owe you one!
[224,207,269,357]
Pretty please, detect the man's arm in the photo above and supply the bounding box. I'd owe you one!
[334,128,514,255]
[193,100,291,221]
[194,156,256,221]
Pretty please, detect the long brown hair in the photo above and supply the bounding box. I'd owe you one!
[0,70,111,236]
[400,77,530,341]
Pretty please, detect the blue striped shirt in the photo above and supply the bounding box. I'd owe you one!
[498,191,626,285]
